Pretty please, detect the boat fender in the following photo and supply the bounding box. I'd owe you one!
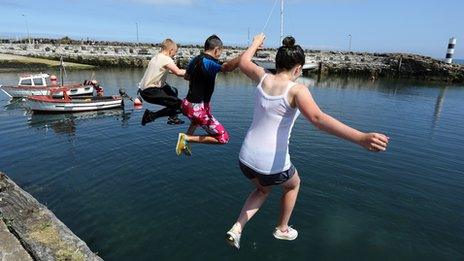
[134,97,143,109]
[50,75,58,86]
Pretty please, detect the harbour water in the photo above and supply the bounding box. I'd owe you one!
[0,69,463,260]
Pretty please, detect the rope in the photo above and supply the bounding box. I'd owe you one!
[261,0,279,33]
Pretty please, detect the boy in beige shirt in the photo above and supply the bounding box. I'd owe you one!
[139,39,186,125]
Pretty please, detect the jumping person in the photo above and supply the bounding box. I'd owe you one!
[225,34,389,249]
[139,39,186,126]
[175,35,242,155]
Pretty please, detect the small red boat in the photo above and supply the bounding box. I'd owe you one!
[26,88,123,113]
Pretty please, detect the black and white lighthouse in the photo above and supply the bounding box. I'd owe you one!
[445,37,457,64]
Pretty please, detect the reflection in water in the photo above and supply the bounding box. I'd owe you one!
[213,71,318,89]
[4,98,26,110]
[30,114,77,135]
[314,76,430,96]
[119,108,133,127]
[432,87,447,129]
[28,109,132,135]
[297,76,317,87]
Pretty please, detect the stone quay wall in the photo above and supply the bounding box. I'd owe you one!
[0,172,102,261]
[0,43,462,83]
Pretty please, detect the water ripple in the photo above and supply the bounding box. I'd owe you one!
[1,70,463,260]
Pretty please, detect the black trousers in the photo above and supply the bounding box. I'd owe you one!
[139,84,182,118]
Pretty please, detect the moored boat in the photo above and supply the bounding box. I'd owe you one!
[26,88,123,113]
[0,73,95,98]
[252,0,318,73]
[253,58,318,73]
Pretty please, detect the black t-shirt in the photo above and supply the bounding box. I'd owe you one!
[185,53,222,103]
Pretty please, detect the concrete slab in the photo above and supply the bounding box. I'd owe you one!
[0,220,33,261]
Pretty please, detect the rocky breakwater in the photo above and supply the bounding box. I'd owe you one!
[231,49,463,82]
[306,51,464,83]
[0,43,243,69]
[0,42,462,83]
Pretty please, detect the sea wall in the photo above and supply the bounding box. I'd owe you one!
[0,172,102,261]
[0,43,463,82]
[0,53,95,72]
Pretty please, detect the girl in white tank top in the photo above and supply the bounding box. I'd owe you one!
[239,73,300,174]
[226,34,389,250]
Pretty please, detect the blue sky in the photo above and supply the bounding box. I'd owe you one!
[0,0,463,58]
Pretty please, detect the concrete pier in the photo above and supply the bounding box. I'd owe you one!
[0,172,102,261]
[0,220,33,261]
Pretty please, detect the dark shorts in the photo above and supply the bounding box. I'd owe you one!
[239,161,296,187]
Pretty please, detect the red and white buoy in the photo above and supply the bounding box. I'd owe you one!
[134,97,143,109]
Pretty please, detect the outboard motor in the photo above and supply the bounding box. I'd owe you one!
[119,88,143,109]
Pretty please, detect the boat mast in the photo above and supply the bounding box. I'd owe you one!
[280,0,284,44]
[59,56,64,86]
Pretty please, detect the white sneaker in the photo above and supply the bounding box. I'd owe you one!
[225,230,241,249]
[273,226,298,240]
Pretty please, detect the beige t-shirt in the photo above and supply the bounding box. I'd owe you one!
[139,53,175,89]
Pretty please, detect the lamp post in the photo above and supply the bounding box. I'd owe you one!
[348,34,352,52]
[135,22,139,45]
[22,14,31,44]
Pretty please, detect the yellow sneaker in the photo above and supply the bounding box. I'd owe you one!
[176,133,187,156]
[184,141,192,156]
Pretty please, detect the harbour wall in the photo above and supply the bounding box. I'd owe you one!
[0,43,463,83]
[0,172,102,261]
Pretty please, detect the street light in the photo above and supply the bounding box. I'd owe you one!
[22,14,31,44]
[348,34,352,52]
[135,22,139,45]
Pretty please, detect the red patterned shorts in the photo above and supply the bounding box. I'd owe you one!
[181,99,229,144]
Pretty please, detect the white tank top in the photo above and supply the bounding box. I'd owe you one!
[239,74,300,174]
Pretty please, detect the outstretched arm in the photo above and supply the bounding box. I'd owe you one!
[221,54,242,72]
[165,63,186,77]
[238,33,266,82]
[294,85,389,152]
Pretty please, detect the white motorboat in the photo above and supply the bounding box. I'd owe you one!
[254,58,318,72]
[0,73,95,98]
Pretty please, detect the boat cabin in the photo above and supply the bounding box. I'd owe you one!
[18,74,52,87]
